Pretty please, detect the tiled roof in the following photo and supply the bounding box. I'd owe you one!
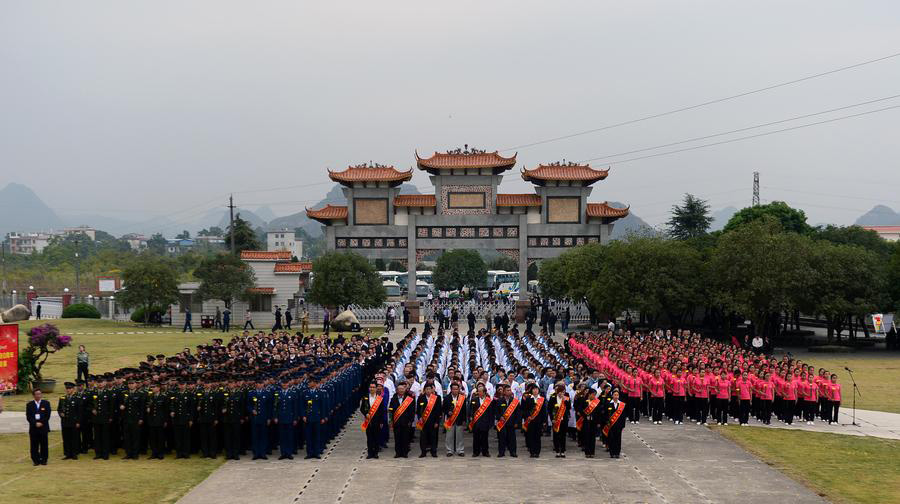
[274,261,313,273]
[416,150,516,171]
[521,163,609,184]
[586,202,630,219]
[240,250,293,261]
[306,204,349,222]
[328,164,412,185]
[247,287,276,294]
[496,193,542,207]
[394,194,436,207]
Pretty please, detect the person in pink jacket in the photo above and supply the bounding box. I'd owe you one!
[715,370,731,425]
[648,370,665,425]
[736,372,753,426]
[826,374,842,425]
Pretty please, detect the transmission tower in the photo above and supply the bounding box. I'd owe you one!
[752,171,760,206]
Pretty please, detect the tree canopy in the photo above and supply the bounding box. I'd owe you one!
[667,193,712,240]
[433,249,487,291]
[117,255,180,323]
[487,255,518,272]
[307,251,386,308]
[723,201,811,234]
[193,253,257,308]
[225,214,261,253]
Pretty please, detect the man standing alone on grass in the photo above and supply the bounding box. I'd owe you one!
[183,308,193,333]
[222,307,231,333]
[26,388,51,465]
[76,345,90,383]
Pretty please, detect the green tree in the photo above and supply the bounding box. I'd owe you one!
[888,243,900,311]
[667,193,713,240]
[374,258,387,271]
[307,251,386,308]
[175,230,191,240]
[147,233,168,255]
[295,227,326,259]
[193,253,257,308]
[538,243,606,323]
[117,255,180,323]
[723,201,811,234]
[387,260,406,272]
[803,242,885,342]
[811,225,894,258]
[225,214,261,254]
[433,250,487,291]
[711,218,814,338]
[487,255,518,271]
[198,226,224,237]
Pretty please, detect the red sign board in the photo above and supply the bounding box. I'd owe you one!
[0,324,19,392]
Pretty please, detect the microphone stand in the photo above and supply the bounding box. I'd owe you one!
[844,368,861,427]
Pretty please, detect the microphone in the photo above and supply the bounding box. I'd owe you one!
[844,367,852,372]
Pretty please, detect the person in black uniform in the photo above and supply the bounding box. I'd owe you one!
[604,389,627,459]
[146,382,168,459]
[389,382,414,458]
[442,381,467,457]
[222,377,244,460]
[360,381,386,459]
[521,383,545,458]
[76,380,93,453]
[416,383,441,457]
[121,379,145,459]
[468,382,493,457]
[91,376,113,460]
[26,388,51,465]
[548,383,569,458]
[580,388,602,458]
[58,381,83,460]
[197,382,220,458]
[171,380,195,459]
[493,384,520,457]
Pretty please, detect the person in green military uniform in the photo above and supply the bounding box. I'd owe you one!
[196,379,221,458]
[91,375,114,460]
[121,378,145,459]
[222,376,245,460]
[170,379,195,459]
[146,382,168,459]
[76,379,92,453]
[57,381,83,460]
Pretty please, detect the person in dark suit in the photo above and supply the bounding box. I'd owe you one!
[26,388,51,465]
[182,308,193,333]
[359,381,386,459]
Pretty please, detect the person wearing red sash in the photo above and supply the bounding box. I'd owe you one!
[580,388,602,458]
[360,381,386,459]
[468,382,493,457]
[416,383,442,457]
[442,381,467,457]
[604,389,627,459]
[548,383,569,458]
[493,384,521,458]
[521,383,546,458]
[388,382,414,458]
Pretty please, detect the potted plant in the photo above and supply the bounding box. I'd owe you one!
[23,323,72,393]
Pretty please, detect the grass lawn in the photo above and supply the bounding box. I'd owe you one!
[0,430,222,504]
[787,352,900,414]
[4,318,383,411]
[716,427,900,504]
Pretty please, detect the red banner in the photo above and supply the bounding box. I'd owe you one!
[0,324,18,392]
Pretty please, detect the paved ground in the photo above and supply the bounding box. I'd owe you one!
[176,413,825,504]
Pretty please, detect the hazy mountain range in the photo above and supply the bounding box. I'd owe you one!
[2,182,896,240]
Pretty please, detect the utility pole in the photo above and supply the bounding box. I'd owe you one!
[752,171,760,207]
[1,237,7,295]
[74,236,81,303]
[228,194,236,255]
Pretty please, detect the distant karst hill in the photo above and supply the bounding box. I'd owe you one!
[855,205,900,226]
[0,183,65,236]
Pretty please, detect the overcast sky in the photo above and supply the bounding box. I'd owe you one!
[2,1,899,230]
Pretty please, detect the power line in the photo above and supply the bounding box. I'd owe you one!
[500,51,900,152]
[583,104,900,166]
[578,93,900,162]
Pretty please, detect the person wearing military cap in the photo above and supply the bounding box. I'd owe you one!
[121,379,145,459]
[302,378,324,459]
[248,380,272,460]
[170,380,195,459]
[91,375,113,459]
[75,379,93,453]
[275,379,299,460]
[58,381,83,460]
[222,378,244,460]
[146,382,168,459]
[196,382,220,458]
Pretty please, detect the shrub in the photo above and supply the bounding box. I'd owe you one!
[61,303,101,319]
[130,305,166,323]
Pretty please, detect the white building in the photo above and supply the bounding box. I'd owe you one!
[121,233,148,251]
[863,225,900,242]
[170,250,312,329]
[267,229,302,259]
[6,232,53,255]
[61,226,97,241]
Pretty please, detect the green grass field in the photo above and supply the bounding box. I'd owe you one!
[787,352,900,414]
[0,430,222,504]
[4,318,381,411]
[716,427,900,504]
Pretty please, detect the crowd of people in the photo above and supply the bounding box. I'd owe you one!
[26,330,389,466]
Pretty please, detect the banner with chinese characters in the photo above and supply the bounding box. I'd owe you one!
[0,324,19,392]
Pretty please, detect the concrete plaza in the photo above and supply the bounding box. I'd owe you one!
[177,414,825,504]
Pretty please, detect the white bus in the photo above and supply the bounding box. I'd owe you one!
[383,280,402,301]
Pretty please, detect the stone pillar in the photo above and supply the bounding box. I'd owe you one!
[325,226,336,251]
[404,214,420,323]
[108,297,116,320]
[515,213,531,323]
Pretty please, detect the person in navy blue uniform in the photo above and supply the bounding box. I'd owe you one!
[26,388,52,465]
[275,379,299,459]
[303,378,324,459]
[248,380,272,460]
